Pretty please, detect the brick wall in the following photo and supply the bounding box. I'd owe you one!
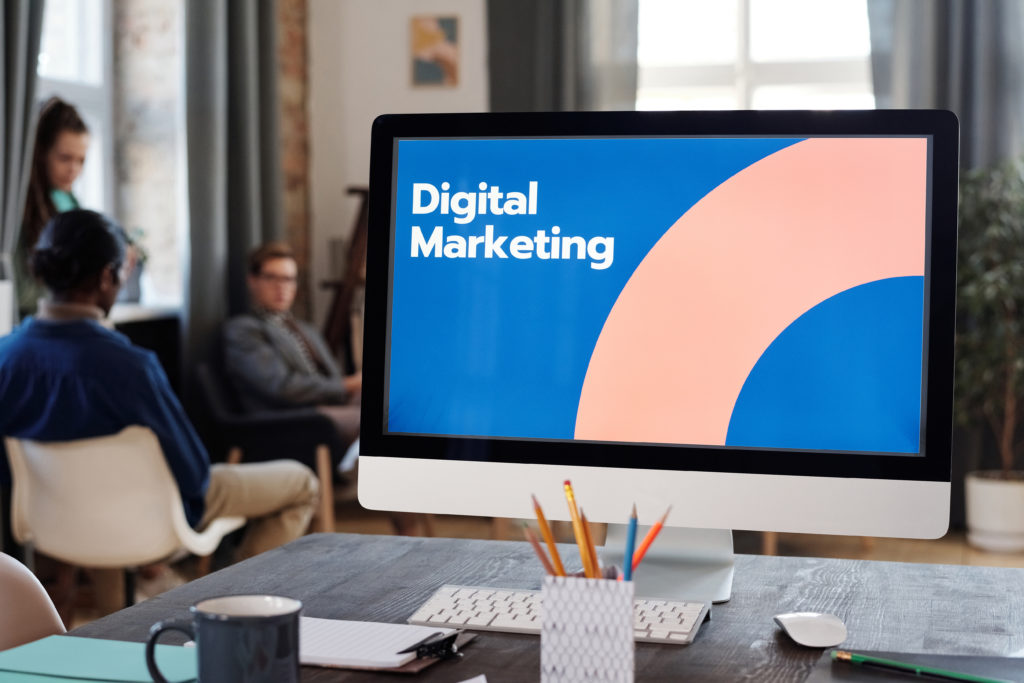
[113,0,181,305]
[278,0,312,320]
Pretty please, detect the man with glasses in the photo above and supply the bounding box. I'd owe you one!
[224,242,431,536]
[224,243,361,439]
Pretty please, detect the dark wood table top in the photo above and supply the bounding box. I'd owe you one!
[71,533,1024,682]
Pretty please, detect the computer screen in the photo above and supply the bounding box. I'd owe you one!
[360,110,958,598]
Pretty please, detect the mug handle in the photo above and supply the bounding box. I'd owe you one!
[146,617,195,683]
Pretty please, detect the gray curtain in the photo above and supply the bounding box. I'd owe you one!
[183,0,283,372]
[487,0,638,112]
[868,0,1024,170]
[0,1,45,308]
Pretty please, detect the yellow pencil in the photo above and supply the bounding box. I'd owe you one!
[579,508,601,578]
[523,523,557,576]
[531,494,566,576]
[563,480,596,578]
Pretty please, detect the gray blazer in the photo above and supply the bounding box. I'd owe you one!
[223,312,348,412]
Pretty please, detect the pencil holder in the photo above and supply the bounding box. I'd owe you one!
[541,575,635,683]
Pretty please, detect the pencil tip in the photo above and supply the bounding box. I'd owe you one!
[631,503,637,516]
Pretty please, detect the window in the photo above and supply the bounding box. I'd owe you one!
[636,0,874,111]
[36,0,114,212]
[37,0,185,307]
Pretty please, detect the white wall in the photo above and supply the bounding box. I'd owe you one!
[308,0,488,324]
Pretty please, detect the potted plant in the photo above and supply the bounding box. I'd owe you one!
[955,157,1024,551]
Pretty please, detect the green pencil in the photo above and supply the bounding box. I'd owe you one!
[832,650,1012,683]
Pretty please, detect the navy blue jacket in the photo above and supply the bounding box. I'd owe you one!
[0,318,209,527]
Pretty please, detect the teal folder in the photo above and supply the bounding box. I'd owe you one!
[0,635,196,682]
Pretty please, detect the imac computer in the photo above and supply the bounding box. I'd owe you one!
[359,109,959,602]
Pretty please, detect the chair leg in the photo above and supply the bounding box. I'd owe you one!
[23,542,36,573]
[123,569,136,608]
[196,554,212,577]
[315,445,335,533]
[227,446,243,465]
[762,531,779,556]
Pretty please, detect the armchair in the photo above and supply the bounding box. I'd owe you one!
[195,361,348,532]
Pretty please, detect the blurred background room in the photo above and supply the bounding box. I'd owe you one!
[2,0,1023,626]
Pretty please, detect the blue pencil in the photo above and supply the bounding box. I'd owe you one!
[622,503,638,581]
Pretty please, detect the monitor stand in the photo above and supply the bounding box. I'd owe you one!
[600,526,734,604]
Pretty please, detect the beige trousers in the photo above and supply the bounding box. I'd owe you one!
[46,460,319,622]
[200,460,320,560]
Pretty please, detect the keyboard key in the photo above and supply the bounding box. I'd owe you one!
[409,584,709,644]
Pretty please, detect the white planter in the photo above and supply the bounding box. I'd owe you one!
[965,470,1024,552]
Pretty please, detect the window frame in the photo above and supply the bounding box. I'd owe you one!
[35,0,116,214]
[637,0,874,110]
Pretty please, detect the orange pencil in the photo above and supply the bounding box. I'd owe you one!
[631,505,672,572]
[523,523,557,576]
[579,508,601,577]
[563,480,597,578]
[531,494,566,576]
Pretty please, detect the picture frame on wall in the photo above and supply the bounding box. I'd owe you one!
[411,15,458,87]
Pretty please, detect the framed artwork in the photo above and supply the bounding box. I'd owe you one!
[411,16,458,87]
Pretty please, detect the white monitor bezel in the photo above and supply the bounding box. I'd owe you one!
[359,110,958,539]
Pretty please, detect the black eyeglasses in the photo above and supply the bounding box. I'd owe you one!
[257,273,298,285]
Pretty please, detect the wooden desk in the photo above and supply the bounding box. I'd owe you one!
[71,534,1024,682]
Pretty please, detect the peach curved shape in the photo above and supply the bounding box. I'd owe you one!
[575,137,928,446]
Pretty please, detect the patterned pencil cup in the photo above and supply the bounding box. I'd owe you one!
[541,575,635,683]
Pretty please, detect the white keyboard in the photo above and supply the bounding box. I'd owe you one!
[408,584,710,644]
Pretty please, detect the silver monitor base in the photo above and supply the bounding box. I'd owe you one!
[601,526,734,603]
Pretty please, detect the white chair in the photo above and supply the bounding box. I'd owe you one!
[0,552,65,651]
[4,426,245,603]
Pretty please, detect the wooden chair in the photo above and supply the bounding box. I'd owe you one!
[322,186,369,371]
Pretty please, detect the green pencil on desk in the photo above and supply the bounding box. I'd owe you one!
[832,650,1013,683]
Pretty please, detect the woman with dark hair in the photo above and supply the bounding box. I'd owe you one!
[1,209,320,623]
[16,97,90,315]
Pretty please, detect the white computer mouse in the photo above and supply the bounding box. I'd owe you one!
[773,611,848,647]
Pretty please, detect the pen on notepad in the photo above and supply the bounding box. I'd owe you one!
[563,480,597,578]
[531,494,566,576]
[523,523,556,576]
[832,650,1012,683]
[631,505,671,573]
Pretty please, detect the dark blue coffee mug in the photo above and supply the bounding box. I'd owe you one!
[146,594,302,683]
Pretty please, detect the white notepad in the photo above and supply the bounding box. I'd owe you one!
[299,616,456,669]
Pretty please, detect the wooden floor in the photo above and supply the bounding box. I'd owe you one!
[333,498,1024,569]
[69,498,1024,628]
